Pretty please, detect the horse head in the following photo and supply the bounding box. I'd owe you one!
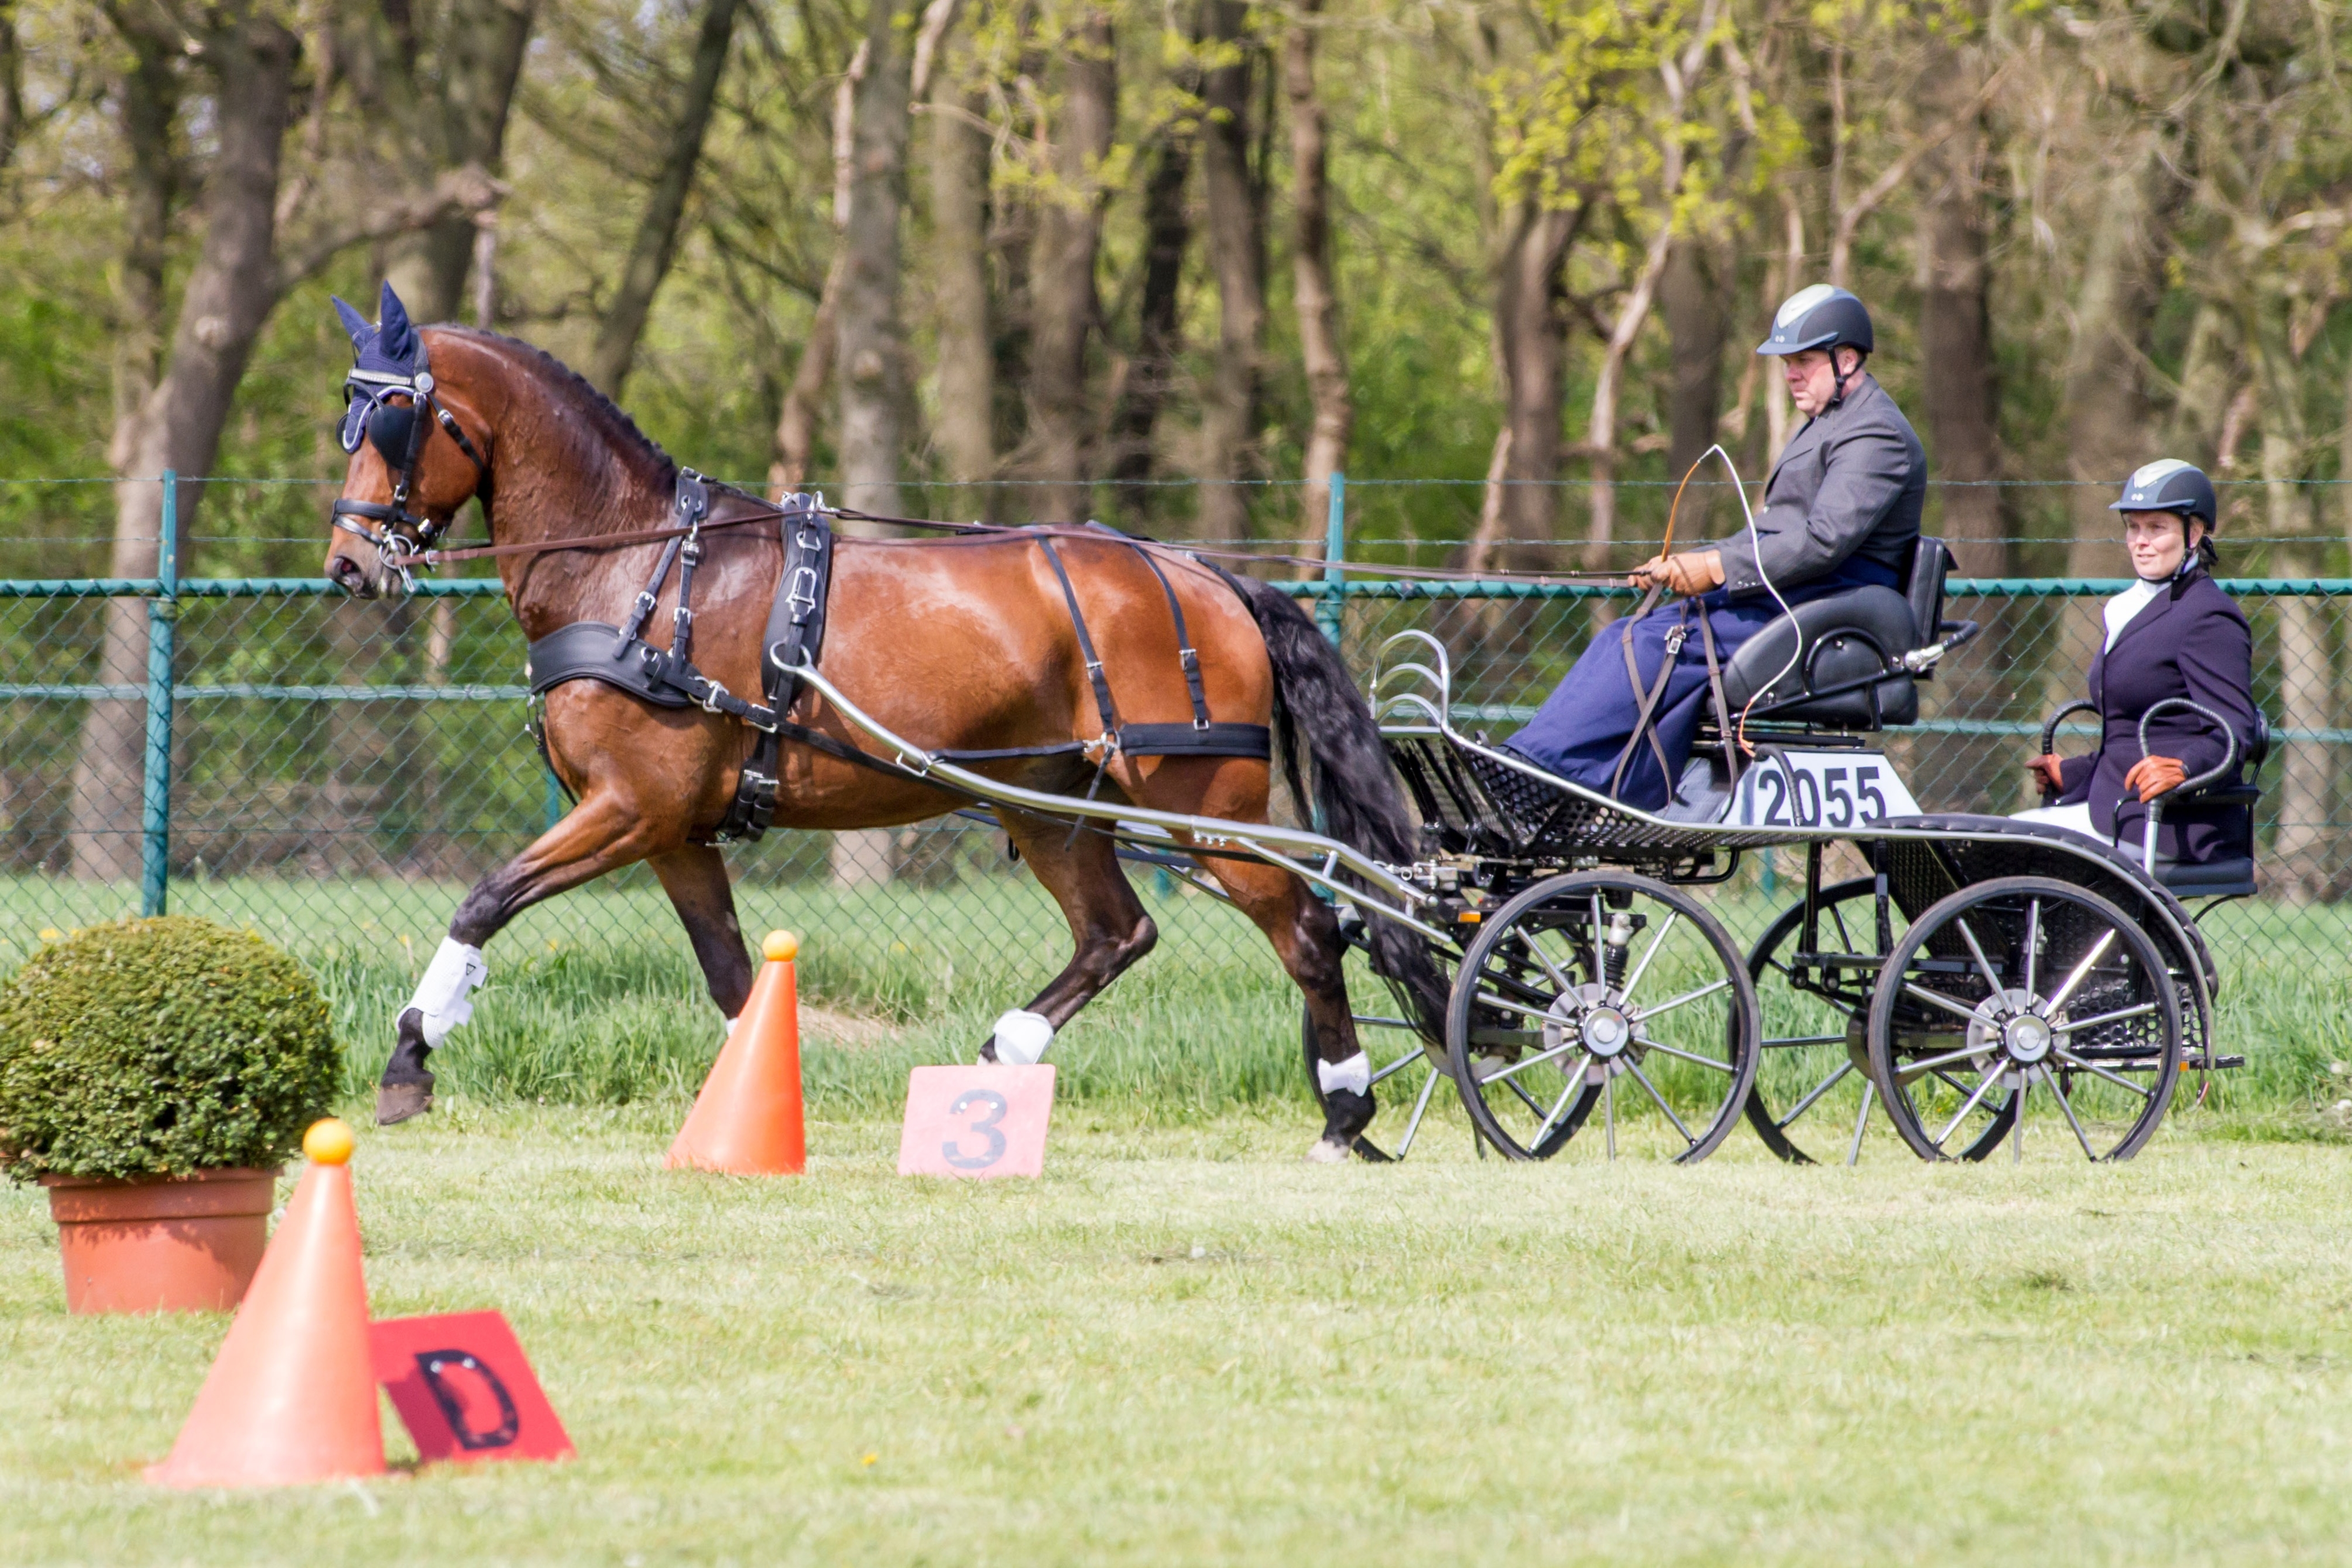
[323,282,492,597]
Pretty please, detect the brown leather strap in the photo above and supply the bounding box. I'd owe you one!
[1696,605,1740,784]
[1607,607,1684,802]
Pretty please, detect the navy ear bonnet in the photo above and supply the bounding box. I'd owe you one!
[333,283,428,457]
[2109,459,2217,527]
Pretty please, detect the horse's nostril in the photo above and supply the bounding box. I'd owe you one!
[327,554,371,594]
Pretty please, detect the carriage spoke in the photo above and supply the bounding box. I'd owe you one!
[1845,1080,1876,1166]
[1393,1063,1444,1159]
[1623,1058,1697,1147]
[1470,991,1561,1026]
[2053,1050,2154,1098]
[1636,1038,1736,1073]
[1777,1061,1852,1128]
[1931,1066,2010,1150]
[1479,1041,1580,1085]
[1627,976,1729,1024]
[2012,1074,2028,1162]
[2046,929,2119,1012]
[1765,1033,1848,1048]
[1952,917,2010,1001]
[1619,911,1680,1003]
[1896,1039,1997,1076]
[1603,1070,1617,1159]
[2054,1000,2160,1035]
[1903,981,1990,1026]
[2039,1066,2099,1160]
[1370,1051,1424,1086]
[1501,1068,1557,1119]
[1511,930,1575,994]
[1527,1072,1583,1150]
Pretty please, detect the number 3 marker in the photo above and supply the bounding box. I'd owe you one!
[897,1066,1056,1178]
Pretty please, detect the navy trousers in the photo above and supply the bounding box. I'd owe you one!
[1508,565,1899,810]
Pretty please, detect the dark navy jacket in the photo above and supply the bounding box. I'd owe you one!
[2055,567,2256,864]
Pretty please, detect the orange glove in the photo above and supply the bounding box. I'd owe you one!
[2026,754,2067,795]
[1629,549,1725,597]
[2124,755,2187,802]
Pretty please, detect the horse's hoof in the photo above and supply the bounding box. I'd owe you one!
[375,1080,434,1126]
[1303,1136,1354,1164]
[976,1039,1000,1065]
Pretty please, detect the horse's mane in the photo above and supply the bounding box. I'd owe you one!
[433,324,679,491]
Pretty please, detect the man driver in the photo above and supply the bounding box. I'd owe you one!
[1507,284,1927,808]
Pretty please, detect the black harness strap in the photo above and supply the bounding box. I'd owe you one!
[1037,536,1120,744]
[1088,522,1213,731]
[713,493,834,842]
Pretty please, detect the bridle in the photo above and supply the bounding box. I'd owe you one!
[331,343,490,590]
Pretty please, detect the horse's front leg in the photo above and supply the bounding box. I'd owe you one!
[376,786,677,1124]
[974,810,1158,1065]
[648,843,755,1024]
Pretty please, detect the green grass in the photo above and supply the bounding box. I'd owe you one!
[6,869,2351,1131]
[7,1106,2352,1564]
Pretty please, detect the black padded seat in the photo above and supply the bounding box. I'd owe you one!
[1716,585,1921,727]
[2155,856,2258,899]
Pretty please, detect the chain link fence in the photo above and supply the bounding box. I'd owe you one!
[4,476,2349,1104]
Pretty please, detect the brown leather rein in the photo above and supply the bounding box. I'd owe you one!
[403,495,1632,586]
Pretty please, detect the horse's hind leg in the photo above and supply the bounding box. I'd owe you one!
[976,811,1158,1063]
[377,787,675,1124]
[1193,854,1367,1162]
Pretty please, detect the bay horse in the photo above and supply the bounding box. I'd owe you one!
[321,287,1436,1159]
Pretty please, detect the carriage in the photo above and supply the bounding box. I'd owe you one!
[784,532,2262,1167]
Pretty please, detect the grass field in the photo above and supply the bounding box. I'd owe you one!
[7,1103,2352,1565]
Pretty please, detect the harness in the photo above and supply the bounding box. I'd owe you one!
[523,480,1269,844]
[331,344,490,590]
[1604,590,1739,806]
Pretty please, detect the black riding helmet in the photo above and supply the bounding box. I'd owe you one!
[1755,284,1875,357]
[2110,459,2219,575]
[2109,458,2217,526]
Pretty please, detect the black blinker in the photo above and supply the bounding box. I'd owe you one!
[367,401,419,465]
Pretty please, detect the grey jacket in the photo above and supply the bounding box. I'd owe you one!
[1714,372,1926,597]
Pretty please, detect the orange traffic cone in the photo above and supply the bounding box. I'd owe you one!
[666,930,806,1175]
[146,1118,384,1488]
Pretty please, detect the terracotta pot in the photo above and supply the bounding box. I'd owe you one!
[41,1167,281,1314]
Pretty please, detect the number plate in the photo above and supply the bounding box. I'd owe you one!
[1731,750,1919,830]
[896,1065,1056,1178]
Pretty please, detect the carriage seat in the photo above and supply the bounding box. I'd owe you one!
[1714,538,1977,731]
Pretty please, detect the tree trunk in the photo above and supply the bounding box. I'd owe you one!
[73,8,298,884]
[1914,40,2006,577]
[1490,202,1576,567]
[1195,0,1264,539]
[929,58,995,499]
[1022,6,1114,520]
[1662,236,1726,532]
[837,0,913,519]
[380,0,536,323]
[585,0,741,398]
[0,0,24,176]
[1104,113,1193,523]
[770,46,868,497]
[1286,0,1350,553]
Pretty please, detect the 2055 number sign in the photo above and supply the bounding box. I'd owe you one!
[1730,750,1920,830]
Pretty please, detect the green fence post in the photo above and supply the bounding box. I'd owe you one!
[1315,471,1345,648]
[139,471,177,917]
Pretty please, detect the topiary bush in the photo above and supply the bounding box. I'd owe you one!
[0,917,339,1182]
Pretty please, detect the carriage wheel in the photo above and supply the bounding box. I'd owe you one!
[1445,871,1759,1162]
[1744,878,2013,1164]
[1299,1002,1451,1162]
[1866,875,2181,1163]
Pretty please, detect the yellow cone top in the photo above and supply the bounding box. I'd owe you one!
[763,930,800,962]
[303,1118,356,1166]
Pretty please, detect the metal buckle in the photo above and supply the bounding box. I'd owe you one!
[786,565,819,614]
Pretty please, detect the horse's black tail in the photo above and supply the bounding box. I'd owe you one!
[1220,572,1448,1038]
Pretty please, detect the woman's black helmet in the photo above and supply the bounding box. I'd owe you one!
[1756,284,1875,357]
[2109,459,2217,526]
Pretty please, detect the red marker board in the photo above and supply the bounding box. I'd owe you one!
[897,1065,1056,1178]
[369,1310,574,1465]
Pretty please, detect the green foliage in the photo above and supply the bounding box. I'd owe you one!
[0,917,339,1181]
